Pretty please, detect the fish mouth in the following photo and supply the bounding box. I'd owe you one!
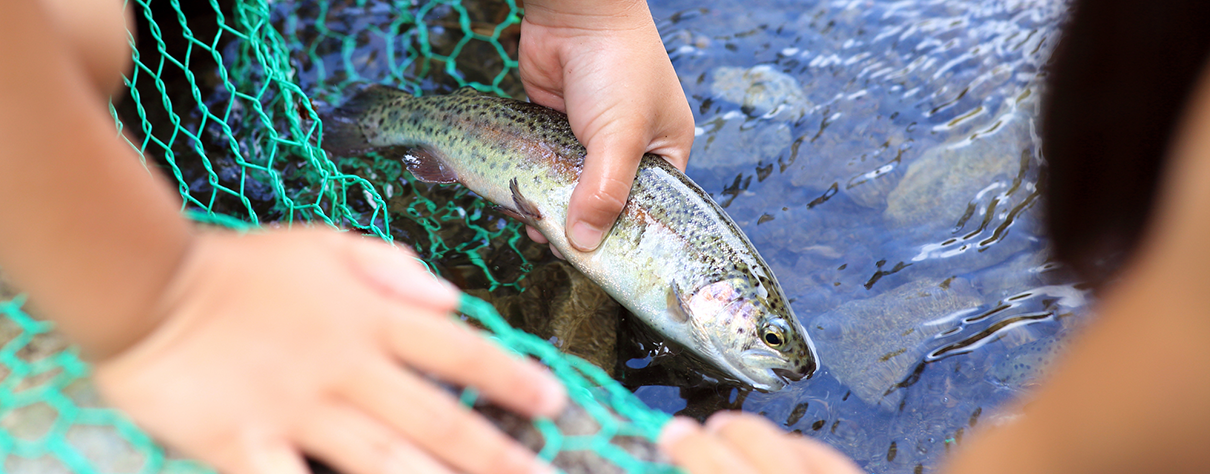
[777,356,817,383]
[733,349,817,390]
[772,367,807,382]
[728,349,805,391]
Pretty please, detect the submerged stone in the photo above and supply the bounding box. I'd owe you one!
[691,115,793,169]
[884,117,1030,230]
[468,260,620,375]
[479,402,668,474]
[711,65,811,119]
[809,278,982,409]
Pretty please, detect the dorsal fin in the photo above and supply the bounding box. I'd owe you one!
[453,86,482,97]
[403,148,459,184]
[339,84,411,115]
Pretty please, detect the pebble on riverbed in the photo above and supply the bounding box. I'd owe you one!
[809,277,983,409]
[710,65,813,120]
[466,260,621,375]
[478,402,670,474]
[883,115,1030,230]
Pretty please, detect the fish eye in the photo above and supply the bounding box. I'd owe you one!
[761,322,787,348]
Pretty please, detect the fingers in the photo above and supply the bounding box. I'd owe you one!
[566,134,645,251]
[344,235,460,311]
[382,308,566,418]
[658,417,760,474]
[298,404,453,474]
[224,435,310,474]
[706,412,811,474]
[526,225,548,244]
[342,359,555,474]
[791,435,867,474]
[707,412,865,474]
[525,224,566,258]
[661,414,866,474]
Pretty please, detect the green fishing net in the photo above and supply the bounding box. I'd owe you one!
[0,0,676,472]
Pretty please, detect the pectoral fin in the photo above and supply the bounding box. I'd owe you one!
[404,148,459,184]
[509,178,543,220]
[491,204,528,222]
[667,282,692,323]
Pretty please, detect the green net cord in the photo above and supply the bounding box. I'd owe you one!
[1,0,681,472]
[0,292,674,473]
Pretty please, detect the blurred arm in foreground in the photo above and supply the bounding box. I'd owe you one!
[0,1,565,474]
[947,1,1210,473]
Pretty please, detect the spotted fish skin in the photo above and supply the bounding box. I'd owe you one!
[322,85,818,390]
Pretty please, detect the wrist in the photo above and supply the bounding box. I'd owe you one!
[522,0,652,30]
[69,225,199,362]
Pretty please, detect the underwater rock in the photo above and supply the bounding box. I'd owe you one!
[840,162,904,210]
[309,400,670,474]
[5,455,74,474]
[478,402,669,474]
[691,115,793,169]
[987,335,1067,391]
[468,260,620,375]
[809,277,982,409]
[710,65,811,119]
[970,249,1050,300]
[884,117,1029,229]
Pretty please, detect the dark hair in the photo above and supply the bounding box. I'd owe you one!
[1043,0,1210,285]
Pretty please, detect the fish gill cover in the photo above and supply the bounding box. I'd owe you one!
[0,0,679,472]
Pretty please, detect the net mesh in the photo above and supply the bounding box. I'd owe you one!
[0,0,676,472]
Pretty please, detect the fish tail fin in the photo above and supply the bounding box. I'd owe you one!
[319,84,412,157]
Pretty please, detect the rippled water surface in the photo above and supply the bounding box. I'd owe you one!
[273,0,1084,472]
[630,1,1082,472]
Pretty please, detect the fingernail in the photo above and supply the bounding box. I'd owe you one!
[658,417,699,449]
[372,261,458,299]
[357,247,460,306]
[536,372,568,417]
[704,411,740,432]
[531,460,557,474]
[568,220,604,251]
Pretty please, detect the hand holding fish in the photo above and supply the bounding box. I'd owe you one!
[91,230,567,474]
[518,0,695,251]
[659,413,865,474]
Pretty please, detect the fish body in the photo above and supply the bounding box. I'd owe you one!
[322,85,818,390]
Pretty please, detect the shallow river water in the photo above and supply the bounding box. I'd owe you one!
[282,0,1083,473]
[630,1,1082,472]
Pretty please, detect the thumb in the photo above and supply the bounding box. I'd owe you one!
[566,128,646,251]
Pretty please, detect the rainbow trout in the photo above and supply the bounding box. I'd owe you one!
[321,85,817,390]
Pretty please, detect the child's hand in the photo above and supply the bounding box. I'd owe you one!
[92,229,566,474]
[518,0,695,252]
[660,412,866,474]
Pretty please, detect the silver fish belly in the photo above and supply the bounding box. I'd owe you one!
[321,85,818,390]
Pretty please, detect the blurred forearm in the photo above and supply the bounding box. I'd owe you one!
[521,0,652,28]
[948,58,1210,474]
[0,0,192,360]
